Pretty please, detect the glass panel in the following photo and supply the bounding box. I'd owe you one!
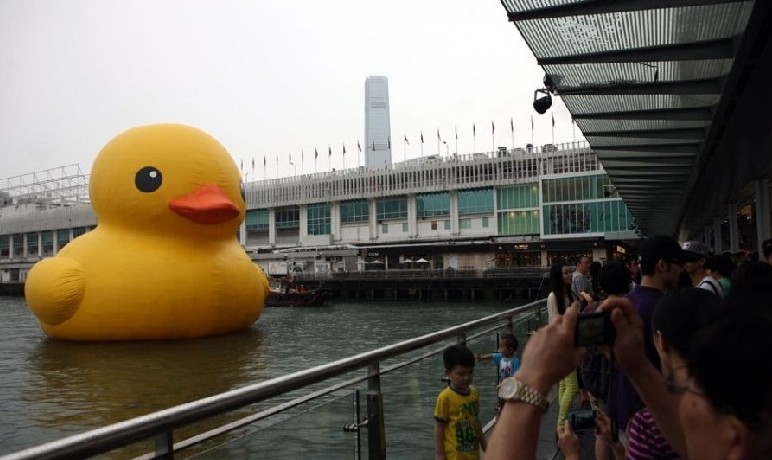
[307,204,331,235]
[276,208,300,229]
[341,200,369,224]
[246,210,269,230]
[377,198,408,220]
[416,193,450,218]
[458,189,494,215]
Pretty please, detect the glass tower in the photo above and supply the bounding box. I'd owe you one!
[364,76,392,169]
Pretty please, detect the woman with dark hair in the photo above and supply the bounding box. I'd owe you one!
[546,262,590,431]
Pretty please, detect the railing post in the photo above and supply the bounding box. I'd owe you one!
[155,430,173,459]
[367,362,386,460]
[456,332,466,345]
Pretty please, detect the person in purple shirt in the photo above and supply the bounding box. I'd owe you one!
[605,236,684,442]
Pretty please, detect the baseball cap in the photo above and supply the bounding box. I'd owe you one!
[639,235,686,267]
[681,241,712,262]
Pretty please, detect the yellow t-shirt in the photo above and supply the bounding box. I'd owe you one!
[434,386,481,460]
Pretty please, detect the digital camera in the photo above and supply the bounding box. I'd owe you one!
[568,409,597,432]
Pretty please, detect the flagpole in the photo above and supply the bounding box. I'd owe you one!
[551,114,555,145]
[511,118,515,151]
[473,123,476,154]
[530,115,534,146]
[491,120,495,153]
[454,126,458,155]
[403,136,407,162]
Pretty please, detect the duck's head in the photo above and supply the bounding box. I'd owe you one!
[89,124,245,238]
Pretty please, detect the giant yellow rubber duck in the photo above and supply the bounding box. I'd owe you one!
[24,124,269,341]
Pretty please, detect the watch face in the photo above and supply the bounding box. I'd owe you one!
[499,377,518,399]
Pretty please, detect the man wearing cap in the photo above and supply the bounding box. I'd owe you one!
[681,241,723,298]
[605,235,685,444]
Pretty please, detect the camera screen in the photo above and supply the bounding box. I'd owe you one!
[568,409,596,432]
[575,312,613,346]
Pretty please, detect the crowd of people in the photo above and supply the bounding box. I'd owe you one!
[433,236,772,460]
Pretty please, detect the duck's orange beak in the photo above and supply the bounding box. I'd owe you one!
[168,184,240,224]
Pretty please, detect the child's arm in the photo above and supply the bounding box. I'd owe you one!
[434,420,447,460]
[476,418,487,452]
[475,352,492,361]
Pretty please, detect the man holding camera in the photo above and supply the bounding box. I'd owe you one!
[605,236,685,443]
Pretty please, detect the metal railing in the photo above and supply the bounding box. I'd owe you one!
[1,300,546,460]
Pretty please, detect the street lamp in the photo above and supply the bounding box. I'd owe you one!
[290,162,297,176]
[442,141,449,156]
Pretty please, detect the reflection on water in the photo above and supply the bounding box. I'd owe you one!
[24,329,265,430]
[1,295,523,456]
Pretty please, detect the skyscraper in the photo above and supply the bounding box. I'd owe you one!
[364,76,392,169]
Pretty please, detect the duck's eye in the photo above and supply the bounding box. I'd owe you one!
[135,166,163,193]
[239,180,246,201]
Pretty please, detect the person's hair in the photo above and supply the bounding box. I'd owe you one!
[730,261,772,298]
[549,262,572,314]
[500,333,519,352]
[599,262,631,296]
[688,295,772,433]
[764,238,772,260]
[652,288,721,356]
[442,344,475,371]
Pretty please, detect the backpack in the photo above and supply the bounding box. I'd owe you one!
[580,345,611,402]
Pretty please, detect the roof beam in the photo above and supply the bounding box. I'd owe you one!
[573,107,713,121]
[538,37,737,66]
[505,0,751,21]
[558,78,722,96]
[585,127,706,139]
[593,143,700,154]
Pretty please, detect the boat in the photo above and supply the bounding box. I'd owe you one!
[265,288,331,307]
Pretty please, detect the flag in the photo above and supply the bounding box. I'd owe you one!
[492,121,495,134]
[328,145,332,157]
[511,117,514,133]
[455,126,458,141]
[240,159,243,171]
[289,153,292,164]
[263,156,266,167]
[473,123,476,136]
[357,140,361,152]
[404,134,409,145]
[315,148,318,159]
[343,143,346,155]
[552,113,555,127]
[437,128,441,141]
[251,158,254,169]
[421,131,424,143]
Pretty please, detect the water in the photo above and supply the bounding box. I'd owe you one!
[0,296,538,458]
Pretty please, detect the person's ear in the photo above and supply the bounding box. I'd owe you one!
[653,330,668,353]
[724,415,752,460]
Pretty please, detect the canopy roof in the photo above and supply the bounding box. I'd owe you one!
[500,0,772,237]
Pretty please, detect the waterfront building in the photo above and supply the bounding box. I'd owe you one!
[0,144,642,282]
[364,76,392,169]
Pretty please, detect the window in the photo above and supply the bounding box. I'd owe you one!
[542,200,633,235]
[458,189,493,215]
[307,203,331,235]
[444,220,451,230]
[0,235,8,258]
[56,229,70,250]
[498,210,540,235]
[27,232,38,254]
[482,217,489,228]
[382,223,389,233]
[431,221,438,230]
[460,218,472,230]
[497,184,539,210]
[542,174,614,203]
[377,197,408,220]
[341,199,369,223]
[416,192,450,218]
[402,223,408,232]
[246,209,270,230]
[276,208,300,229]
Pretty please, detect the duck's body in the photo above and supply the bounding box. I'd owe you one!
[24,124,269,341]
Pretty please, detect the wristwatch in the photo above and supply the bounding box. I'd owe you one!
[498,377,550,413]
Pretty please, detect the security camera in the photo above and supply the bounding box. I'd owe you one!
[533,89,552,114]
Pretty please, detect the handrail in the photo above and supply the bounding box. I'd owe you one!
[2,299,545,460]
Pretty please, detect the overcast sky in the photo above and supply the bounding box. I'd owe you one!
[0,0,583,181]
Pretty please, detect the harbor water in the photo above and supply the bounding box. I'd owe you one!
[0,296,539,458]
